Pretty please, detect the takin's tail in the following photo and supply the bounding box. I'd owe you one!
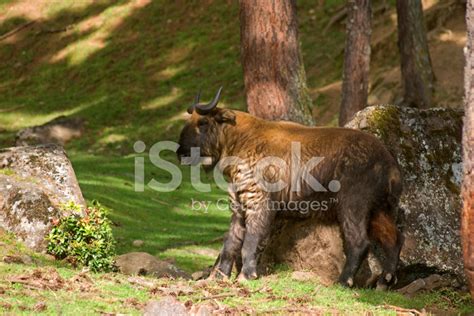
[369,166,403,248]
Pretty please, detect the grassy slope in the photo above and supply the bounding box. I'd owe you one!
[0,0,472,314]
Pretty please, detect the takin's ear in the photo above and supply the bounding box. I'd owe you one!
[214,109,236,125]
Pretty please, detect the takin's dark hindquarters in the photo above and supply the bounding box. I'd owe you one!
[177,88,404,289]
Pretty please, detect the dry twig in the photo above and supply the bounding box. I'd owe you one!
[0,21,35,41]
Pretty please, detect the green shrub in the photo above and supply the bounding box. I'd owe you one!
[47,201,116,272]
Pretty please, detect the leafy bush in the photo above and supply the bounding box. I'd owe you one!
[47,201,116,272]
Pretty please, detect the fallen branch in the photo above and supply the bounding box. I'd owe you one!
[0,21,36,41]
[261,306,324,314]
[127,277,156,289]
[8,278,60,291]
[382,304,425,316]
[199,292,236,301]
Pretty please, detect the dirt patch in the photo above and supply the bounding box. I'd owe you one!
[8,268,66,291]
[7,268,96,293]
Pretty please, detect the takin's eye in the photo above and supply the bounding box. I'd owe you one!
[197,118,209,127]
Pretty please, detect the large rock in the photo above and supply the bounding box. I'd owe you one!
[15,116,85,146]
[0,145,85,251]
[261,105,464,285]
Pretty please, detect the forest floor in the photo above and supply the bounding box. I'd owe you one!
[0,0,472,314]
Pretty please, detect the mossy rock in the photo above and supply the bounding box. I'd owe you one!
[262,106,465,286]
[0,145,86,251]
[348,106,464,280]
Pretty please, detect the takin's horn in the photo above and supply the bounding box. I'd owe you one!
[193,87,223,115]
[187,89,201,114]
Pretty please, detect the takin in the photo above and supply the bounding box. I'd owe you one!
[177,88,404,289]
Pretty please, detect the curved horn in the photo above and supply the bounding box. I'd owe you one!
[195,87,223,115]
[187,90,201,114]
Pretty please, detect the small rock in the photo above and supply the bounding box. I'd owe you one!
[397,274,451,295]
[15,115,85,146]
[115,252,190,279]
[191,267,212,281]
[191,271,205,281]
[291,271,317,282]
[189,304,212,316]
[132,240,144,247]
[397,278,426,295]
[143,297,188,316]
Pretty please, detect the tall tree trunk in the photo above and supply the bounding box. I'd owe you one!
[339,0,372,127]
[396,0,435,108]
[462,0,474,300]
[239,0,314,125]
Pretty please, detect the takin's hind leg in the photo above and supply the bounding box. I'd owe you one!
[338,208,371,287]
[209,213,245,280]
[369,211,404,290]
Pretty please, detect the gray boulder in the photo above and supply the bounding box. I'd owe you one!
[0,145,85,251]
[15,116,85,146]
[347,105,463,280]
[261,105,464,285]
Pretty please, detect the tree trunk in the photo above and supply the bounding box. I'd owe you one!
[462,0,474,300]
[339,0,372,127]
[396,0,435,108]
[239,0,314,125]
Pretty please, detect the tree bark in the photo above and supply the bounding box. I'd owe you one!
[339,0,372,127]
[396,0,435,108]
[462,0,474,300]
[239,0,314,125]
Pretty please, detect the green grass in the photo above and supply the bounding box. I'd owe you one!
[0,0,472,314]
[0,262,472,315]
[70,150,229,271]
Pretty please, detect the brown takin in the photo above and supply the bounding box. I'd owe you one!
[177,88,404,289]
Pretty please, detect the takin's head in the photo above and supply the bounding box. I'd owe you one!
[177,87,236,169]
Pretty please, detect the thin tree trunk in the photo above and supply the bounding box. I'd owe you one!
[462,0,474,300]
[239,0,314,125]
[396,0,435,108]
[339,0,372,127]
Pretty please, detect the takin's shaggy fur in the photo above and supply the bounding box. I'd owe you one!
[178,89,403,289]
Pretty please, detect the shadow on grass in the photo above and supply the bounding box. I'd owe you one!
[70,151,229,256]
[0,0,244,151]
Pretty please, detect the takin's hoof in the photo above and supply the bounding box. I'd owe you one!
[375,273,397,291]
[338,277,355,288]
[207,269,229,281]
[237,271,258,282]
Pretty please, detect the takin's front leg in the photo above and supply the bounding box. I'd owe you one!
[238,205,275,281]
[209,212,245,280]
